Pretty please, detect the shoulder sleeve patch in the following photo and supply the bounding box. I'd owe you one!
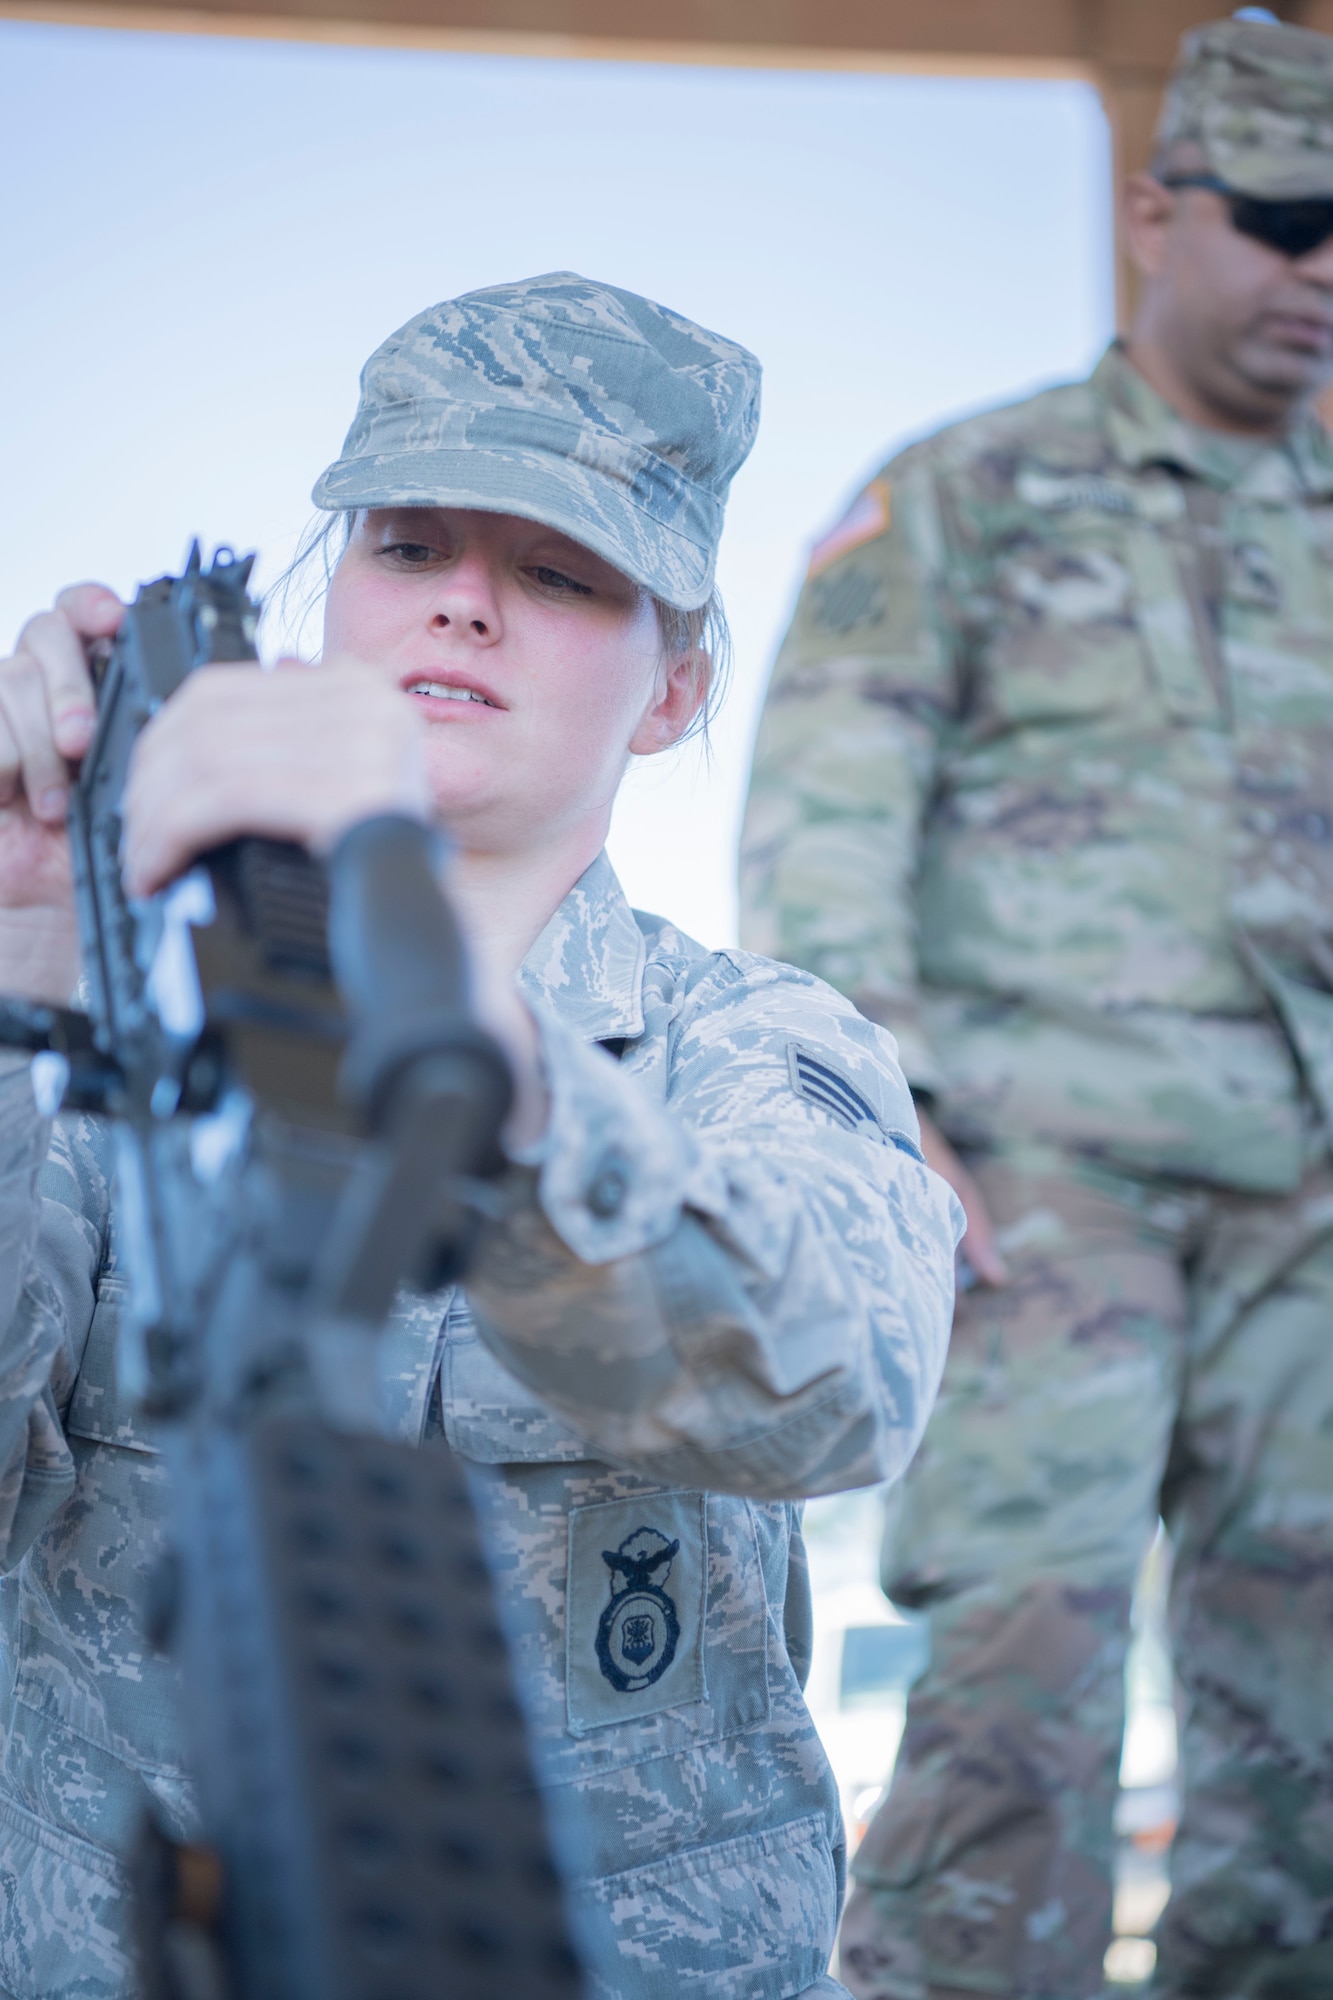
[806,477,891,578]
[786,1041,923,1159]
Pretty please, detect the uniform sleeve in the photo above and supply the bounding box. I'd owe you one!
[464,957,962,1500]
[739,448,963,1095]
[0,1060,106,1572]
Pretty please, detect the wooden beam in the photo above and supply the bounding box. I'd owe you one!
[0,0,1093,72]
[0,0,1210,70]
[9,0,1331,421]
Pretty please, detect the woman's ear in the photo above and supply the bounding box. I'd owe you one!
[628,650,709,757]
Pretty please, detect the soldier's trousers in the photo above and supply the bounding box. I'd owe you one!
[839,1138,1333,2000]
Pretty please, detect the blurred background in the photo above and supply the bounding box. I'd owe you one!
[1,21,1112,941]
[5,0,1215,1979]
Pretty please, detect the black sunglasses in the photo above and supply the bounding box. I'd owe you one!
[1163,173,1333,259]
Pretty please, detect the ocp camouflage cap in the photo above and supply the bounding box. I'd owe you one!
[1156,14,1333,200]
[312,272,762,611]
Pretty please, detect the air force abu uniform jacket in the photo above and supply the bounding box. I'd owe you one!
[0,851,959,2000]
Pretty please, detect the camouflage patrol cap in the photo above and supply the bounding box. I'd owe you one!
[1156,14,1333,199]
[312,272,761,611]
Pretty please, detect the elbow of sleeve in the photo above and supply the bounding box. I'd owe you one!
[790,1378,935,1501]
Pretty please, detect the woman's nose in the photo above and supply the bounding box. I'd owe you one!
[429,552,501,640]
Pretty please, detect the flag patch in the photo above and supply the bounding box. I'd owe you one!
[787,1042,923,1158]
[806,477,891,577]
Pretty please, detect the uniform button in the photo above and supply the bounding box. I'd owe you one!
[586,1152,630,1219]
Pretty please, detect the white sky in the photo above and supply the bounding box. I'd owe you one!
[1,24,1114,944]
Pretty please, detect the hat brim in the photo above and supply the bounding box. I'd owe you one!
[310,445,714,612]
[1208,154,1333,200]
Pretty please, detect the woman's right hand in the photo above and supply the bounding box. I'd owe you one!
[0,585,118,1003]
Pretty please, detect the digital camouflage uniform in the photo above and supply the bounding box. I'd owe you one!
[741,27,1333,1985]
[0,852,959,1999]
[0,273,962,1996]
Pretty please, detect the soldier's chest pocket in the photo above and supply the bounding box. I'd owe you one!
[440,1315,598,1463]
[555,1487,772,1779]
[443,1328,772,1770]
[1226,523,1333,729]
[977,515,1160,729]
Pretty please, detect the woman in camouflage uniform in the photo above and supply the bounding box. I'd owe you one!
[0,273,959,1999]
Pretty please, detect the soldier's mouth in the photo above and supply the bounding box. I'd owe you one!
[1262,310,1333,353]
[403,677,503,709]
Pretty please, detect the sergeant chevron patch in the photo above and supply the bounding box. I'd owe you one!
[787,1042,924,1159]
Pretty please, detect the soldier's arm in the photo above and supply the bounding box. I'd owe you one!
[739,448,961,1097]
[0,1063,105,1569]
[464,960,962,1500]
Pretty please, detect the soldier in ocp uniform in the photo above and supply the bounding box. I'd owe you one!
[741,17,1333,1998]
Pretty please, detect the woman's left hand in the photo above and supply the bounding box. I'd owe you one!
[122,652,551,1149]
[121,655,431,898]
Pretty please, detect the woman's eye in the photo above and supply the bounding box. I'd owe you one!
[383,542,440,566]
[532,565,592,596]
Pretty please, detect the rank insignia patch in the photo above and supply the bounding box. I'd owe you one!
[787,1042,924,1159]
[566,1490,707,1734]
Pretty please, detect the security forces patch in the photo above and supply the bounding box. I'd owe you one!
[596,1527,681,1691]
[566,1491,706,1734]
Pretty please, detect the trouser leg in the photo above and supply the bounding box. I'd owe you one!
[839,1146,1185,2000]
[840,1574,1134,2000]
[1155,1174,1333,2000]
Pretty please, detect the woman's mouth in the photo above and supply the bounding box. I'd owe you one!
[405,678,501,709]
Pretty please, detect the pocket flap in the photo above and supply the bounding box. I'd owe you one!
[443,1323,594,1464]
[65,1286,157,1456]
[1239,938,1333,1132]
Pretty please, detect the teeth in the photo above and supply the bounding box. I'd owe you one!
[407,681,493,705]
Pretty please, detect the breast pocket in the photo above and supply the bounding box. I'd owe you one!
[561,1486,771,1755]
[441,1312,596,1463]
[567,1490,707,1734]
[439,1299,773,1773]
[64,1274,158,1457]
[978,514,1156,731]
[1120,513,1226,725]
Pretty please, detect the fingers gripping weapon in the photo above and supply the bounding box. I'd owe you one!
[0,549,582,2000]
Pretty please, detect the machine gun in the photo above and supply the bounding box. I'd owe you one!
[0,548,582,2000]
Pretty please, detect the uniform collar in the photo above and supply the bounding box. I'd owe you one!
[518,849,647,1044]
[1094,340,1333,500]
